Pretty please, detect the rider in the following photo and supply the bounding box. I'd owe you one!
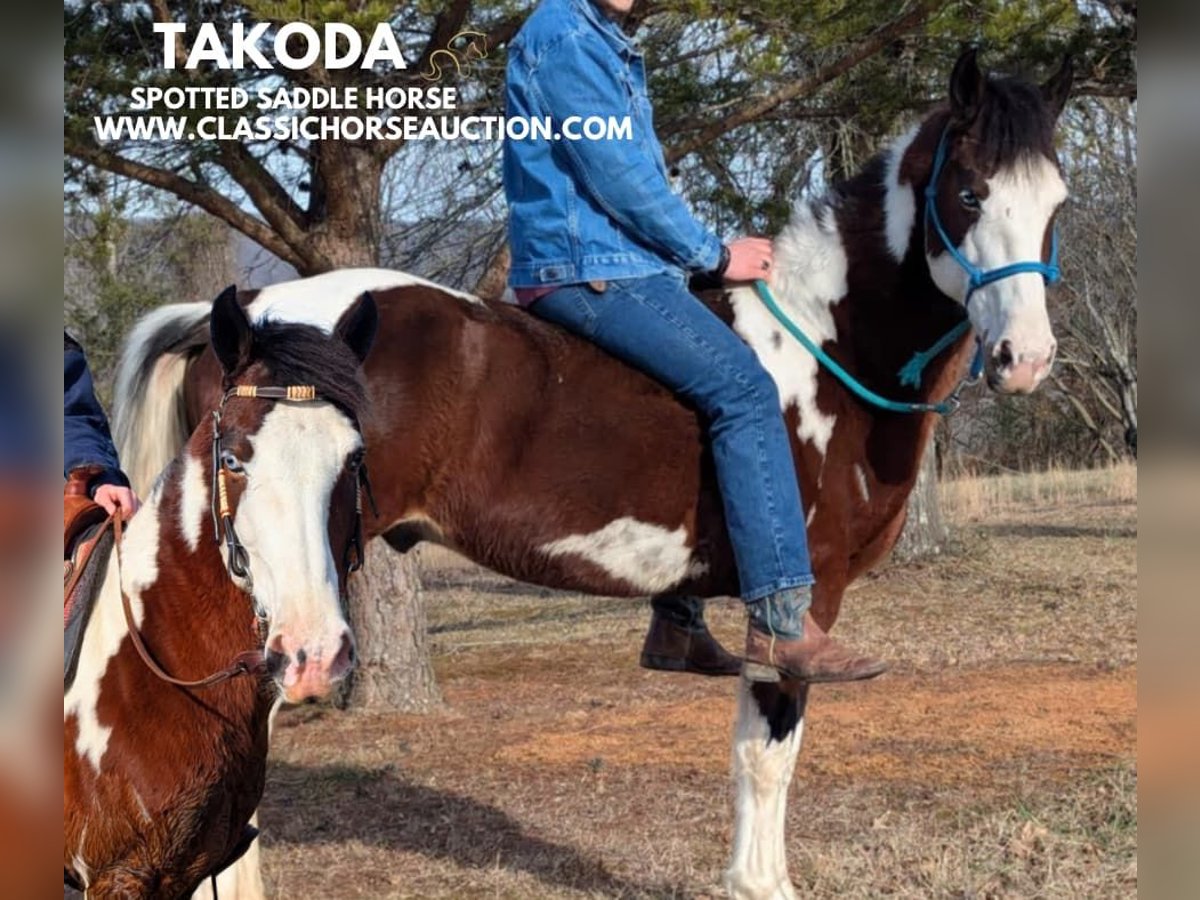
[503,0,885,682]
[65,333,140,516]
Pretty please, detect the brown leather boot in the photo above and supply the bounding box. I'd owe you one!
[639,611,741,677]
[742,612,887,683]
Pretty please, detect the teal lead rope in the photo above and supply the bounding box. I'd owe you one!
[752,279,979,416]
[897,320,985,389]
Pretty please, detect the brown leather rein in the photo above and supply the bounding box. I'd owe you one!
[115,510,269,689]
[114,383,373,691]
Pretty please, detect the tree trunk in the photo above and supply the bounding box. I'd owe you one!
[335,538,441,712]
[893,440,948,561]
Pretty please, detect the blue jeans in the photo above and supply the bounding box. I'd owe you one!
[530,272,815,601]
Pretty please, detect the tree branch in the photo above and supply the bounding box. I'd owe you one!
[664,1,944,164]
[216,142,310,247]
[66,137,309,273]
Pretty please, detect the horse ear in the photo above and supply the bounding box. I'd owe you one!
[335,292,379,364]
[949,47,985,126]
[1040,54,1074,123]
[210,285,252,375]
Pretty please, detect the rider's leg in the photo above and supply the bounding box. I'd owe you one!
[643,594,741,676]
[529,273,884,682]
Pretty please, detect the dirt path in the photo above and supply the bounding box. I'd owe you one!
[260,501,1137,898]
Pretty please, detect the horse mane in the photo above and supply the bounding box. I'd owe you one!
[971,74,1057,170]
[248,319,369,422]
[824,69,1057,234]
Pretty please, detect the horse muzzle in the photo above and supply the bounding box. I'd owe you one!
[983,338,1056,394]
[266,626,356,703]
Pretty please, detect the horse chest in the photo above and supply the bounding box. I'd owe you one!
[66,647,269,895]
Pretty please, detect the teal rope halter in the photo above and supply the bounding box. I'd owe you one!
[901,125,1063,389]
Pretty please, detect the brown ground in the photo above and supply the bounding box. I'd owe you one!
[259,499,1137,899]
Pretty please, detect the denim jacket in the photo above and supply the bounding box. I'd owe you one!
[503,0,723,288]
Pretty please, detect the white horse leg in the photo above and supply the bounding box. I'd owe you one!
[724,677,808,900]
[191,696,281,900]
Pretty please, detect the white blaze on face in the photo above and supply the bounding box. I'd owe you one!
[927,155,1066,362]
[231,402,359,660]
[729,204,846,459]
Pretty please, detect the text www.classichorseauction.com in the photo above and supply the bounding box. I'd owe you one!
[93,21,632,144]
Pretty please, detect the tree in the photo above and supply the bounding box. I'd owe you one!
[893,442,949,561]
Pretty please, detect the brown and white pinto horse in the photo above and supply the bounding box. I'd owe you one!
[113,51,1071,899]
[65,291,377,898]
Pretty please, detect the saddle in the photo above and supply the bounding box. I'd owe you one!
[64,467,116,689]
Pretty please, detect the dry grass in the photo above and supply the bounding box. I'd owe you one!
[940,460,1136,523]
[257,479,1137,899]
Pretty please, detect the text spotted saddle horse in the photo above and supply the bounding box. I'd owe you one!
[62,466,260,897]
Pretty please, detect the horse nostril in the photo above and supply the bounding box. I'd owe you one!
[995,339,1015,370]
[265,634,289,676]
[295,647,307,666]
[266,648,289,677]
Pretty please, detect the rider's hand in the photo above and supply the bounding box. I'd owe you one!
[94,483,141,517]
[722,237,775,283]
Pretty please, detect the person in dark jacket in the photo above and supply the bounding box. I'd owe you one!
[64,333,139,515]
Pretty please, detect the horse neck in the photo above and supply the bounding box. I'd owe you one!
[769,122,973,480]
[120,460,265,709]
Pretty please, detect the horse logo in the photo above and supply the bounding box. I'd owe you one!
[420,30,488,82]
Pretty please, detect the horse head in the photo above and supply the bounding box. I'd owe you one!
[923,48,1073,394]
[206,286,378,702]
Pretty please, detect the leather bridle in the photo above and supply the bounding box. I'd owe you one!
[210,383,376,583]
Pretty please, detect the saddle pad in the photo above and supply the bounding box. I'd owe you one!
[64,522,115,690]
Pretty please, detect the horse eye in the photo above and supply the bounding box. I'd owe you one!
[348,450,364,471]
[220,449,244,473]
[959,188,981,210]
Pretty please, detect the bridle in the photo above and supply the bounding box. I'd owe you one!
[210,384,375,584]
[893,123,1066,400]
[117,382,376,691]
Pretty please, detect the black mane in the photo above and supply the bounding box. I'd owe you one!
[247,319,368,422]
[973,74,1057,170]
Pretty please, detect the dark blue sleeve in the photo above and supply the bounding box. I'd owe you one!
[64,333,129,489]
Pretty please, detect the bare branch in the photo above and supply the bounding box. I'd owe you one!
[66,137,309,273]
[216,142,309,247]
[664,1,945,164]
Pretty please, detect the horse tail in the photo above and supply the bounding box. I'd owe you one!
[112,302,212,494]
